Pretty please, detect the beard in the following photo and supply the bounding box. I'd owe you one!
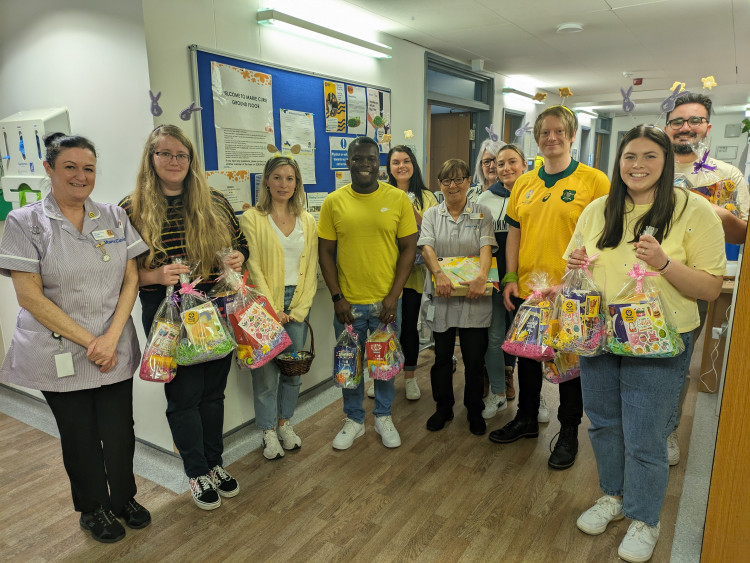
[673,143,696,155]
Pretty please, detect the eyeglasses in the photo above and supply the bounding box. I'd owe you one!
[481,159,496,167]
[154,151,191,163]
[666,116,709,129]
[440,176,469,187]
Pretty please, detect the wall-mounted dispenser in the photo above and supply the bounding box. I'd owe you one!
[0,108,70,218]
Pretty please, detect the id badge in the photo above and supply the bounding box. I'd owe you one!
[55,353,75,378]
[426,304,435,322]
[92,229,115,241]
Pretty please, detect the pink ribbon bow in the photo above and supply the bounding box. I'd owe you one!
[179,277,206,299]
[581,252,599,274]
[627,263,658,292]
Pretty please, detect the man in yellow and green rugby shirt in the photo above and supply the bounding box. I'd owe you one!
[490,106,610,470]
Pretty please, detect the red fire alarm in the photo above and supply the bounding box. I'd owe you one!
[633,78,643,86]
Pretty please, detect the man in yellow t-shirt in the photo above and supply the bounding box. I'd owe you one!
[490,106,610,471]
[318,136,417,451]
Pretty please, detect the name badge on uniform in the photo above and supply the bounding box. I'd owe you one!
[52,333,75,378]
[92,229,115,241]
[469,212,484,220]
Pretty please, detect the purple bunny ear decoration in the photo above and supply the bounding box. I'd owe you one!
[660,86,689,113]
[620,86,635,113]
[692,149,717,175]
[485,123,499,142]
[149,90,163,117]
[179,101,202,121]
[515,122,532,137]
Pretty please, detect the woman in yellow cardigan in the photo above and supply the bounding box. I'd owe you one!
[239,156,318,460]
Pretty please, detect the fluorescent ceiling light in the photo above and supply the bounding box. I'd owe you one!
[573,108,600,117]
[502,87,545,104]
[256,9,392,59]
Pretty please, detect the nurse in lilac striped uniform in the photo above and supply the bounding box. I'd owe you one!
[0,133,151,543]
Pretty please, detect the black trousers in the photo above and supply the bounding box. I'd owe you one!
[43,378,137,514]
[431,327,488,416]
[141,292,232,479]
[511,296,583,427]
[400,288,422,370]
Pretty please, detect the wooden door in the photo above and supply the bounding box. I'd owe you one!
[702,242,750,560]
[429,112,471,188]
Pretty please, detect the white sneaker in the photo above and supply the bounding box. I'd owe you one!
[537,395,550,423]
[618,520,660,563]
[667,430,679,466]
[405,378,421,400]
[374,415,401,448]
[277,421,302,450]
[576,495,624,535]
[332,418,365,450]
[367,381,375,398]
[482,393,508,419]
[262,429,285,460]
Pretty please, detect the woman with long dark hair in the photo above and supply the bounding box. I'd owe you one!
[566,125,725,562]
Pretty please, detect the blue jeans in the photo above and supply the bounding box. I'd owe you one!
[579,331,693,526]
[333,300,402,424]
[251,286,308,430]
[485,289,507,395]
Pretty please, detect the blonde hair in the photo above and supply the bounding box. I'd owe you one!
[533,105,578,143]
[128,124,232,278]
[255,156,306,216]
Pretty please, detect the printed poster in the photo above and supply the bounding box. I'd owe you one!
[366,88,391,152]
[280,109,316,184]
[346,85,366,135]
[324,81,346,133]
[334,170,351,190]
[305,192,328,222]
[211,62,275,172]
[329,136,351,170]
[206,169,252,212]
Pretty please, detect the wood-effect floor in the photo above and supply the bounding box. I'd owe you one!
[0,345,702,562]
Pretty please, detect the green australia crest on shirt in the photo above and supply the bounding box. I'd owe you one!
[561,189,576,203]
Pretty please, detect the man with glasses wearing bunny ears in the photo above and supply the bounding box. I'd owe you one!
[665,93,748,244]
[664,93,749,466]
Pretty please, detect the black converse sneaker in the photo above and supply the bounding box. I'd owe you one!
[189,474,221,510]
[210,465,240,498]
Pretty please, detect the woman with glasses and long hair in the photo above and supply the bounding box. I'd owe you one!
[467,138,503,203]
[239,156,318,460]
[419,159,496,436]
[120,124,248,511]
[363,146,437,401]
[476,144,527,418]
[565,125,724,562]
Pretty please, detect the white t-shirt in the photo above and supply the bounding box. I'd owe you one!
[268,215,304,286]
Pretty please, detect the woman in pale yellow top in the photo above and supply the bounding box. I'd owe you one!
[565,125,724,562]
[363,146,437,401]
[239,156,318,461]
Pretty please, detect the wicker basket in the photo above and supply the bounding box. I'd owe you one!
[275,319,315,376]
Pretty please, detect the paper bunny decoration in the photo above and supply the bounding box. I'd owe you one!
[621,86,635,113]
[179,101,203,121]
[485,123,499,142]
[149,90,163,117]
[660,86,689,113]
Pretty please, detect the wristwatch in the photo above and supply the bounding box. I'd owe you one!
[331,293,345,303]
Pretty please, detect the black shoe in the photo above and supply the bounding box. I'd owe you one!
[548,426,579,470]
[489,416,539,444]
[210,465,240,498]
[80,507,126,543]
[468,412,486,436]
[116,498,151,529]
[426,410,454,431]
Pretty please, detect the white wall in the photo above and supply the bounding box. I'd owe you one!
[0,0,429,450]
